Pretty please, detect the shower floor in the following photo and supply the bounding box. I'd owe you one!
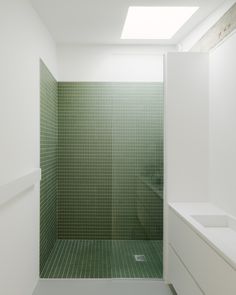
[41,240,163,279]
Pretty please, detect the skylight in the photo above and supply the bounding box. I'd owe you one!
[121,6,199,40]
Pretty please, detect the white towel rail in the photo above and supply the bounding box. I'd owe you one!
[0,169,41,206]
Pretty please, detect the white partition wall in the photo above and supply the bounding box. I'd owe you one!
[165,52,209,204]
[164,52,209,286]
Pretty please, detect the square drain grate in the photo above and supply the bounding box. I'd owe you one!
[134,255,146,262]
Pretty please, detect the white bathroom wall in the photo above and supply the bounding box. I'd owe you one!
[165,52,209,203]
[0,0,57,294]
[57,45,176,82]
[209,32,236,216]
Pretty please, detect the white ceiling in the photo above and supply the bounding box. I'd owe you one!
[31,0,226,45]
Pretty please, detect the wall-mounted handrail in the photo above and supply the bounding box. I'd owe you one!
[0,169,41,206]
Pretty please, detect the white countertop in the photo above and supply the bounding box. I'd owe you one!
[169,202,236,271]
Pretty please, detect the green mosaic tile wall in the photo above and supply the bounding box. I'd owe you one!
[58,82,163,240]
[40,61,58,273]
[58,83,112,239]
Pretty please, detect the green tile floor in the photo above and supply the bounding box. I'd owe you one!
[41,240,163,278]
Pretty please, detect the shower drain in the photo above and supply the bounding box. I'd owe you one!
[134,255,146,262]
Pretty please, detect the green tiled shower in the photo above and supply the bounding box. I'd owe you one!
[40,61,164,278]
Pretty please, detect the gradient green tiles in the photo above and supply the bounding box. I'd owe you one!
[41,240,163,278]
[58,82,164,241]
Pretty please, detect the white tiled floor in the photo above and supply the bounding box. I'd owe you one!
[33,279,174,295]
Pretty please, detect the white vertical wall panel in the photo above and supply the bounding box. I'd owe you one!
[165,52,209,203]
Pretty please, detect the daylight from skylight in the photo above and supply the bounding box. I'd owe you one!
[121,6,199,39]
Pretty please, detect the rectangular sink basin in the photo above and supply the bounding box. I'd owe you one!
[191,213,236,267]
[191,214,236,231]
